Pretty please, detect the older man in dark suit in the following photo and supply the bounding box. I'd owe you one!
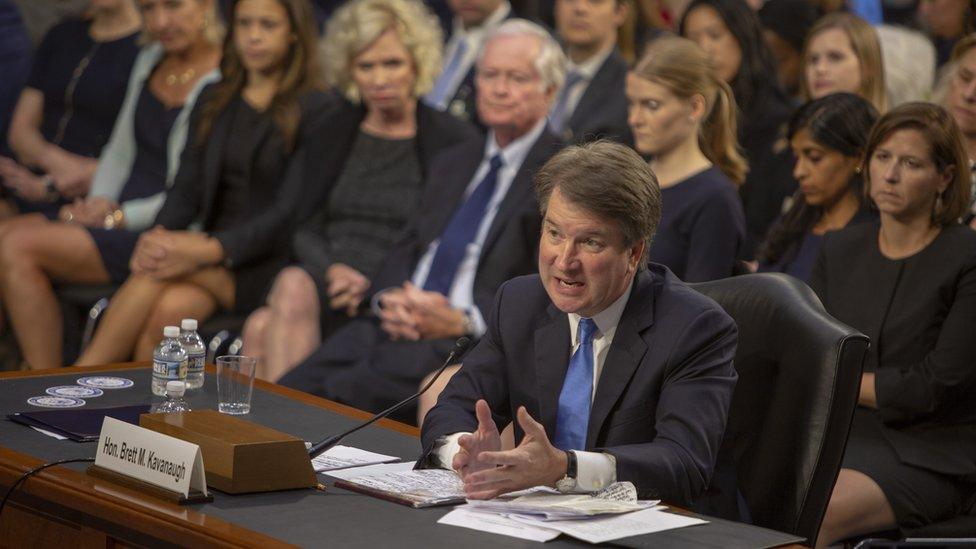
[420,141,738,507]
[278,19,566,422]
[548,0,631,145]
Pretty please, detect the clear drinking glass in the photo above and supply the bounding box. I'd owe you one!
[216,355,257,415]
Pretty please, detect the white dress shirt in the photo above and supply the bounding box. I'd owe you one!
[435,277,637,492]
[428,2,512,110]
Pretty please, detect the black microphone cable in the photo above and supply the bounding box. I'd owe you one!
[0,457,96,519]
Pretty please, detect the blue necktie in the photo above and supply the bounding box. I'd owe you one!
[422,154,504,295]
[549,71,584,134]
[554,318,597,451]
[427,39,469,109]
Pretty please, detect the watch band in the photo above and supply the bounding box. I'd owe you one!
[564,449,577,479]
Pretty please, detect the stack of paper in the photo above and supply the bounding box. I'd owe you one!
[438,482,708,544]
[311,445,399,472]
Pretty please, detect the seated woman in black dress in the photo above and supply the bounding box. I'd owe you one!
[0,0,222,370]
[680,0,796,259]
[812,102,976,545]
[241,0,476,382]
[626,36,746,282]
[74,0,333,365]
[757,93,878,281]
[0,0,140,221]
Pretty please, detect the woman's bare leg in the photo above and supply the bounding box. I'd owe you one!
[0,221,110,369]
[75,274,168,365]
[248,267,321,382]
[132,267,234,360]
[816,468,897,548]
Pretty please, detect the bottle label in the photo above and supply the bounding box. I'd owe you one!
[153,359,187,381]
[187,353,205,374]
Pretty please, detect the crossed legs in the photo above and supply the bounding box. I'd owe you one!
[76,267,234,365]
[0,219,110,369]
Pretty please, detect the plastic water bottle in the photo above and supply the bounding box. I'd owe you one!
[180,319,206,390]
[151,326,187,396]
[153,380,192,413]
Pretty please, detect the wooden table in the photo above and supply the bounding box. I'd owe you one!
[0,363,807,548]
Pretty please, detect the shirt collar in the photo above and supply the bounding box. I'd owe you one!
[568,276,635,346]
[566,45,615,81]
[451,1,511,43]
[484,116,548,170]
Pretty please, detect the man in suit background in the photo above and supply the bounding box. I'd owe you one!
[420,141,738,507]
[278,19,566,423]
[549,0,632,145]
[425,0,512,127]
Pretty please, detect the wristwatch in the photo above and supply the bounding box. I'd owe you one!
[460,309,476,336]
[555,450,578,493]
[103,208,124,229]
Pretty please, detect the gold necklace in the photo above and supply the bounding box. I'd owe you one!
[165,67,196,86]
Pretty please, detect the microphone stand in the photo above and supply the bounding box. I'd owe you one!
[308,337,471,458]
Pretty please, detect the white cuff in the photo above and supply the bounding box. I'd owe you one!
[433,432,468,471]
[467,306,487,338]
[573,450,616,492]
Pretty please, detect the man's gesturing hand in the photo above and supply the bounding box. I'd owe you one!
[461,405,567,500]
[453,399,501,478]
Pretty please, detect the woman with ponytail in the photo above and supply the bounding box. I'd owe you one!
[626,36,746,282]
[758,93,878,281]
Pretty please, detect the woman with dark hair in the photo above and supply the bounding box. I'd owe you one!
[680,0,796,259]
[757,93,878,281]
[71,0,334,366]
[812,102,976,545]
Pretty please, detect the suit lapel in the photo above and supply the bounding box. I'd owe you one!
[535,304,571,433]
[586,271,655,448]
[567,52,624,132]
[481,131,558,254]
[200,104,233,223]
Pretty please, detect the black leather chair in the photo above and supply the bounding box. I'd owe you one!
[690,273,869,545]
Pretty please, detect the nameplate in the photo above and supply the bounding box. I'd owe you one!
[95,416,208,498]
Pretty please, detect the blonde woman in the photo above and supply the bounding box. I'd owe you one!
[626,36,747,282]
[803,12,888,112]
[241,0,477,382]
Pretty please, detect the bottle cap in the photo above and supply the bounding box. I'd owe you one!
[181,318,198,331]
[163,326,180,338]
[165,380,185,397]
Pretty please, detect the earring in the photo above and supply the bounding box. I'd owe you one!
[934,193,944,218]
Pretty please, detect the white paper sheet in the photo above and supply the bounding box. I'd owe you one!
[311,445,399,472]
[31,426,68,440]
[511,507,707,543]
[438,508,561,542]
[325,460,417,480]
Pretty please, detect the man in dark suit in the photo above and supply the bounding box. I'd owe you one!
[548,0,632,145]
[278,19,566,423]
[420,141,738,507]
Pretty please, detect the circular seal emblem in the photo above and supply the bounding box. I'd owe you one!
[27,396,86,408]
[76,376,135,389]
[46,385,104,398]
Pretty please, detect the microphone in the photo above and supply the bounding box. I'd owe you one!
[308,336,471,458]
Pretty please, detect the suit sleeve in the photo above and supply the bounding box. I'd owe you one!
[876,257,976,423]
[419,281,514,461]
[598,306,738,506]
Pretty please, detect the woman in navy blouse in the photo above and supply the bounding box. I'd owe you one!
[758,93,878,281]
[0,0,140,219]
[626,36,746,282]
